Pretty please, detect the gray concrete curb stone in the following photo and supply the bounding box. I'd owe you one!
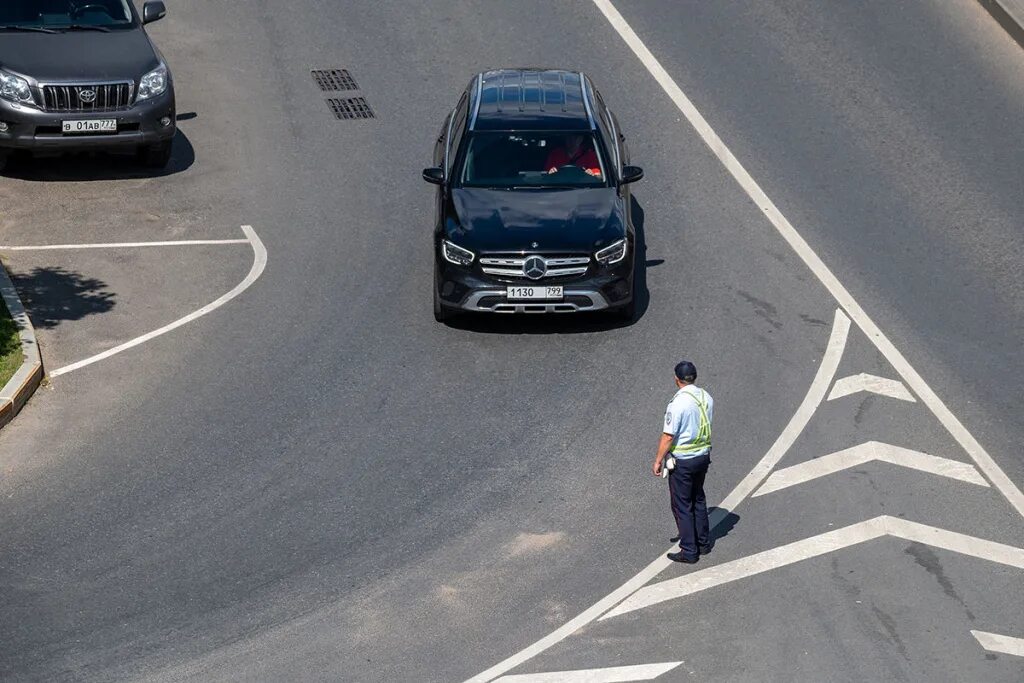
[0,260,43,428]
[978,0,1024,48]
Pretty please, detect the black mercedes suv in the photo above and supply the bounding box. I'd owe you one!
[423,69,643,322]
[0,0,175,172]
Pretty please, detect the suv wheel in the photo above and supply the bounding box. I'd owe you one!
[138,141,173,169]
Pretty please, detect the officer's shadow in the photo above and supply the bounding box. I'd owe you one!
[709,508,741,543]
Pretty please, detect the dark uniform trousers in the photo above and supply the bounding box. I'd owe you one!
[668,452,711,560]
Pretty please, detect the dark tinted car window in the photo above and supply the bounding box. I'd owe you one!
[0,0,134,28]
[460,132,607,189]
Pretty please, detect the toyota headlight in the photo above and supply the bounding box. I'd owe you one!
[0,70,33,105]
[595,239,628,265]
[137,64,168,101]
[442,240,475,266]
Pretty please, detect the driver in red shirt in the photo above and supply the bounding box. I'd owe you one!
[545,135,601,177]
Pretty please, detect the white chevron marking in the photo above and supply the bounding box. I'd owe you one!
[601,517,1024,619]
[494,661,682,682]
[752,441,989,497]
[970,630,1024,657]
[828,373,915,402]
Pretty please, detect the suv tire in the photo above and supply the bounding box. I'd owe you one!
[138,141,173,169]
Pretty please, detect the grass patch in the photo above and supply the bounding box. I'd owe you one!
[0,297,24,388]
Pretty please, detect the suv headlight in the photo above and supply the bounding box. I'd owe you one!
[595,239,628,265]
[0,70,33,105]
[442,240,475,266]
[137,64,168,101]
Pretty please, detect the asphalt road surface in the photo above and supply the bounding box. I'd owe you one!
[1,1,1022,681]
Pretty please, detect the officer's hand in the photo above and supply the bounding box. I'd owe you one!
[652,459,662,477]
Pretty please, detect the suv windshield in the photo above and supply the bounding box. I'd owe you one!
[460,132,608,189]
[0,0,134,29]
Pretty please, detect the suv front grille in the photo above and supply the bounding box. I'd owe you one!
[40,82,134,113]
[479,254,590,279]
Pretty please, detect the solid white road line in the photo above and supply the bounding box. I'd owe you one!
[603,516,1024,619]
[970,630,1024,658]
[0,238,249,251]
[47,225,267,378]
[827,373,915,402]
[588,0,1024,520]
[465,310,850,683]
[752,441,989,497]
[493,662,682,682]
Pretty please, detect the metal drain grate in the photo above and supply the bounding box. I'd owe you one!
[311,69,358,91]
[326,97,375,120]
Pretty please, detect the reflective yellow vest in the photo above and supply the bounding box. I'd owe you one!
[672,389,712,456]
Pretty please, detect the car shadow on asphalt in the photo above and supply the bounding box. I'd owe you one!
[3,128,195,182]
[446,196,660,335]
[9,266,115,329]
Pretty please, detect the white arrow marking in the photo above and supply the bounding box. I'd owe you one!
[602,517,1024,619]
[970,630,1024,657]
[827,373,915,402]
[494,662,682,682]
[752,441,989,497]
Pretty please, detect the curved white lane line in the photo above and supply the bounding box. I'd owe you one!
[48,225,267,378]
[589,0,1024,517]
[465,310,850,683]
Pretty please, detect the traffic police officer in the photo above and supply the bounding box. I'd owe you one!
[652,360,714,564]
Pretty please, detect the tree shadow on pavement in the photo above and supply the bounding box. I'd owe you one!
[10,267,115,329]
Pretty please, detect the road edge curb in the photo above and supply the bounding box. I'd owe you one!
[0,259,43,428]
[978,0,1024,48]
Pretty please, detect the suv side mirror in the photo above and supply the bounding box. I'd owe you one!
[142,1,167,24]
[422,167,444,185]
[621,165,644,184]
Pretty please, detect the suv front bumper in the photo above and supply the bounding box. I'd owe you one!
[436,258,634,314]
[0,88,175,155]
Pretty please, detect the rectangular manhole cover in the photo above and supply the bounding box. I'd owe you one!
[312,69,358,91]
[327,97,375,120]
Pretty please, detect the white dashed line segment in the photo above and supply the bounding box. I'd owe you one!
[970,630,1024,657]
[493,662,683,682]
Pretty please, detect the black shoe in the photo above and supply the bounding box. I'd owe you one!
[667,551,699,564]
[699,544,713,555]
[670,535,680,543]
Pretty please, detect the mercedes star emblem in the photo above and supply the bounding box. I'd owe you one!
[523,256,547,280]
[78,89,97,104]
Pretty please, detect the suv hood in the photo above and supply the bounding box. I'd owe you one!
[0,30,158,82]
[449,187,624,253]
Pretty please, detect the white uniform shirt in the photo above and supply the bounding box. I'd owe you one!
[664,385,714,458]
